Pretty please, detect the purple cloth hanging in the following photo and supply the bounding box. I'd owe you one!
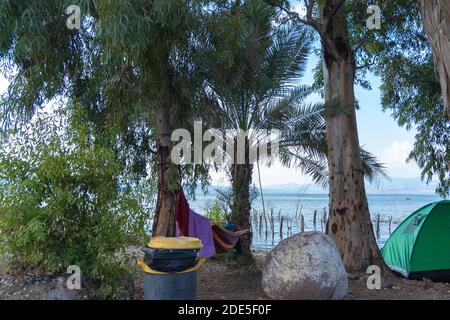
[187,209,216,258]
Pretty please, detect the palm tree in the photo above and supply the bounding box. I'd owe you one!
[199,1,386,258]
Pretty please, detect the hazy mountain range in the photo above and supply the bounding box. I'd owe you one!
[208,177,440,195]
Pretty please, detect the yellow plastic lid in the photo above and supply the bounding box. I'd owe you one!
[138,257,206,275]
[147,237,203,250]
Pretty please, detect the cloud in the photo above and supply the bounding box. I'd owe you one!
[382,141,412,164]
[381,141,421,178]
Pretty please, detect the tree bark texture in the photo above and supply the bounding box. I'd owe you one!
[420,0,450,119]
[320,0,384,272]
[152,105,177,237]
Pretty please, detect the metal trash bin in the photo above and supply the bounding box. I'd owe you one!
[137,237,205,300]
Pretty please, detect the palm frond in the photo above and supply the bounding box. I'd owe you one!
[360,147,390,184]
[278,148,329,187]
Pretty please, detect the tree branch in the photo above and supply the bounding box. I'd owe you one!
[306,0,315,21]
[277,1,323,37]
[329,0,346,20]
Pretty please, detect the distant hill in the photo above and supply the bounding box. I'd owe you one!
[365,177,439,195]
[204,177,439,195]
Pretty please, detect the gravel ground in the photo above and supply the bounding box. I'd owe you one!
[0,269,79,300]
[2,249,450,300]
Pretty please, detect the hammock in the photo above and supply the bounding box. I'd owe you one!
[211,224,248,254]
[175,188,248,257]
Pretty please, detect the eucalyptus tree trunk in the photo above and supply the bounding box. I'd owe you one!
[320,0,382,271]
[420,0,450,119]
[152,105,177,237]
[230,138,253,258]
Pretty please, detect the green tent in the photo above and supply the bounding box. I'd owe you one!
[381,200,450,281]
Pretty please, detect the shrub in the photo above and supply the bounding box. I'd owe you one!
[0,106,154,299]
[205,201,228,226]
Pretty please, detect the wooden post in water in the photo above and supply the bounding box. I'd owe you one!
[376,214,381,239]
[300,214,305,233]
[280,216,284,239]
[313,210,317,230]
[286,218,290,236]
[258,209,261,231]
[259,212,263,236]
[322,207,327,227]
[270,209,274,239]
[264,210,268,239]
[388,215,393,234]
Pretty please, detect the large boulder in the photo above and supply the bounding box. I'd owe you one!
[262,232,348,300]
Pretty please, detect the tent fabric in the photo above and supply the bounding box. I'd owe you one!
[381,200,450,280]
[410,202,450,272]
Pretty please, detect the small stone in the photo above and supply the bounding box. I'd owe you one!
[381,278,394,289]
[423,278,438,290]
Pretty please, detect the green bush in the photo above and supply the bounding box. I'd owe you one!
[205,201,228,226]
[0,106,154,299]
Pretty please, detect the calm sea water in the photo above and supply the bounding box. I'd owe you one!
[189,192,444,251]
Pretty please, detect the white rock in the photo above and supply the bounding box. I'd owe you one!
[262,231,348,300]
